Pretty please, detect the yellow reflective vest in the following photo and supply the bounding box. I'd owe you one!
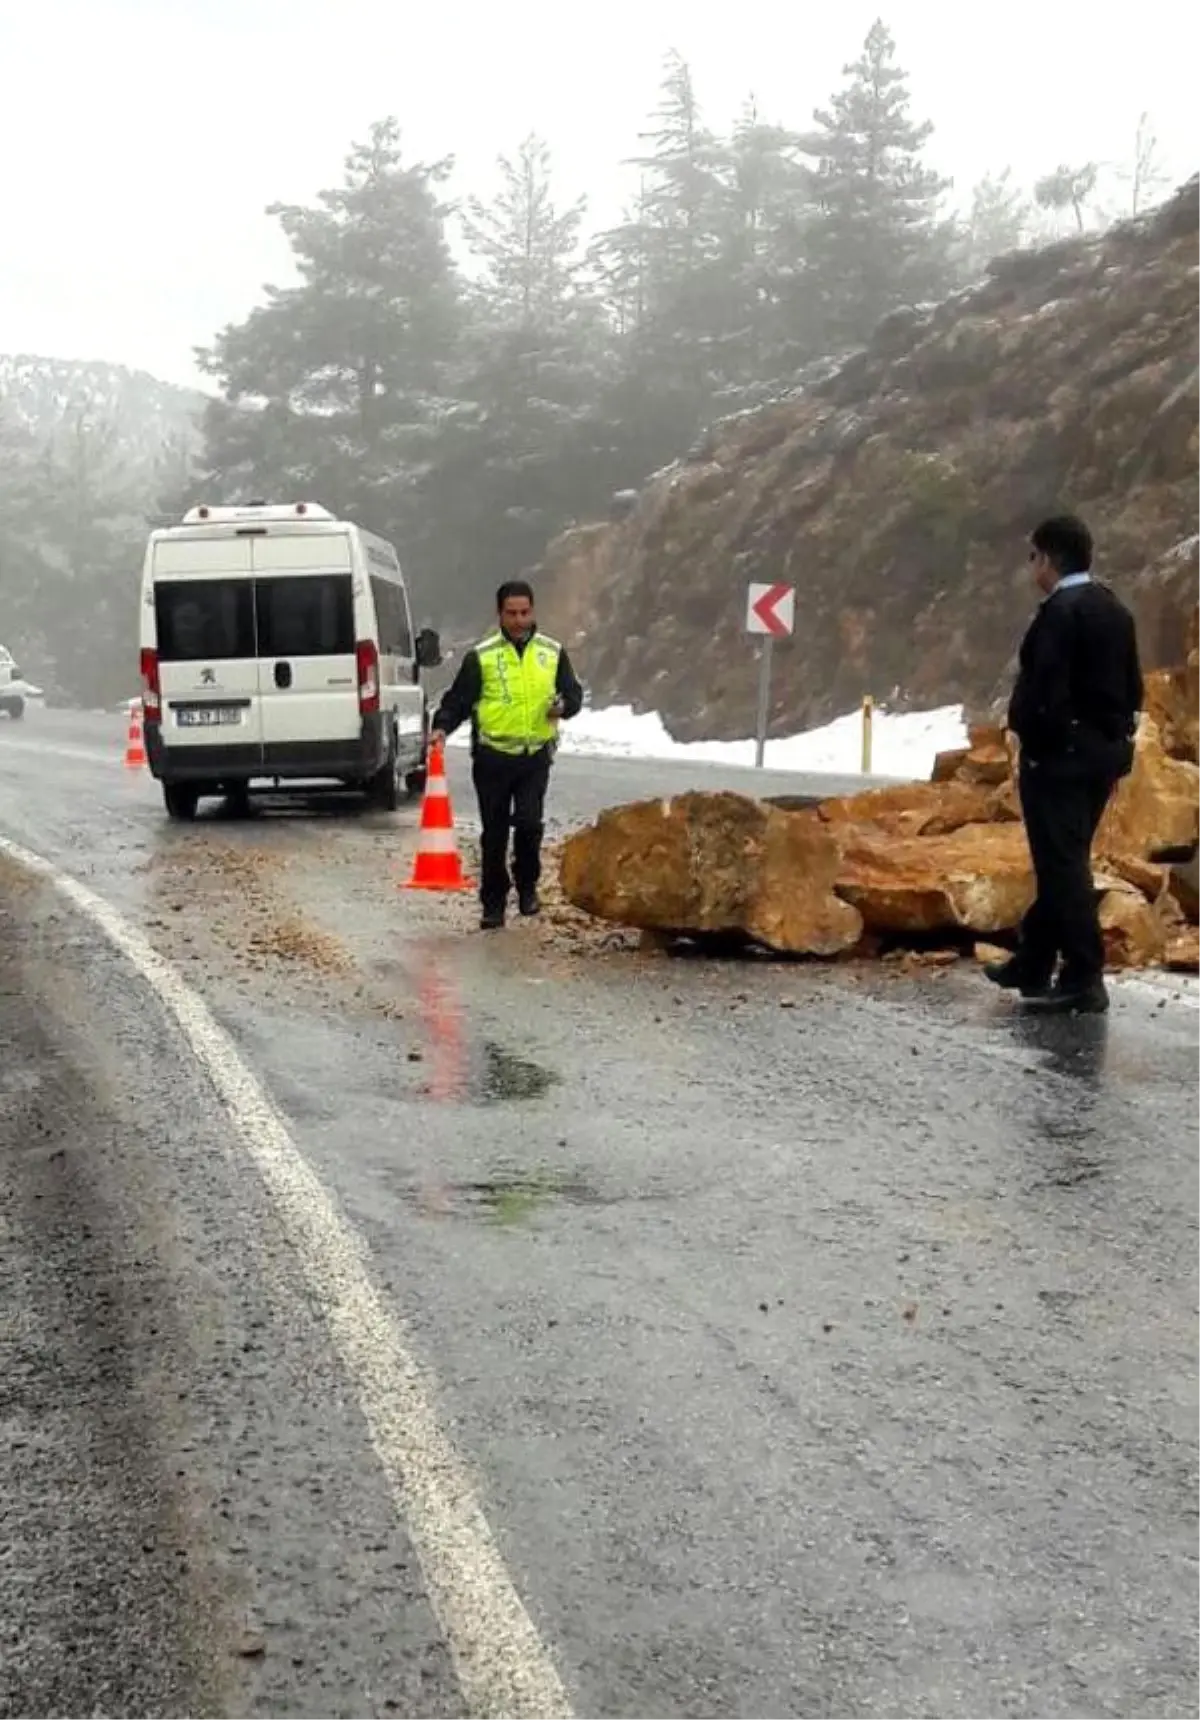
[475,630,563,755]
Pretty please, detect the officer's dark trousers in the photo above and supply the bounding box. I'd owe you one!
[472,744,553,913]
[1016,761,1119,989]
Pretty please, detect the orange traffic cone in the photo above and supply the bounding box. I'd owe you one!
[403,741,472,892]
[123,699,148,769]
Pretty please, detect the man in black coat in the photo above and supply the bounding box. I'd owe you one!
[988,514,1143,1014]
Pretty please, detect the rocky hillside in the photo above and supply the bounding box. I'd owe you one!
[0,355,205,483]
[539,179,1199,741]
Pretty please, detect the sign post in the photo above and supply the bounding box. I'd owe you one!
[860,694,874,774]
[745,581,796,769]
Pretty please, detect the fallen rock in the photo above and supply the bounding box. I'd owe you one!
[974,941,1011,966]
[1096,851,1168,903]
[985,777,1021,823]
[1099,887,1168,968]
[1097,720,1199,860]
[1164,926,1200,972]
[559,791,863,956]
[1168,854,1199,923]
[903,947,961,968]
[1143,666,1197,764]
[956,742,1013,787]
[930,731,1014,789]
[816,779,1002,839]
[833,822,1034,935]
[1140,603,1199,763]
[559,705,1198,974]
[931,747,970,783]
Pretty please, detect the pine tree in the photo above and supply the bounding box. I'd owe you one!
[461,134,586,326]
[712,98,814,392]
[196,118,463,602]
[587,181,651,342]
[800,20,954,351]
[958,167,1034,278]
[1033,162,1100,235]
[589,52,729,480]
[441,136,612,605]
[1120,113,1168,217]
[631,51,723,292]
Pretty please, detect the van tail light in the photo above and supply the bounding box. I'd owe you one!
[140,647,161,722]
[356,640,380,715]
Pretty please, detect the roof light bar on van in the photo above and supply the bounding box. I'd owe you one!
[180,502,335,525]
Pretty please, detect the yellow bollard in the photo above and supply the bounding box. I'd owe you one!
[861,695,874,774]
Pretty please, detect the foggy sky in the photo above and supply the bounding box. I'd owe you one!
[2,0,1195,389]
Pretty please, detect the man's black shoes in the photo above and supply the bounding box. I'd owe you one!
[480,895,539,928]
[985,957,1109,1012]
[983,958,1052,998]
[1021,979,1110,1015]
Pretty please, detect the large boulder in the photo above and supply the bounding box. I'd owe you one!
[816,779,1005,839]
[833,823,1035,935]
[1142,666,1198,764]
[1096,851,1168,904]
[1165,926,1200,972]
[1168,854,1199,923]
[1146,608,1200,831]
[931,747,970,783]
[558,791,863,956]
[1098,884,1169,968]
[558,681,1198,972]
[1096,719,1200,860]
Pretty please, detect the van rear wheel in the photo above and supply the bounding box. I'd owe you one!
[163,782,199,821]
[367,735,402,812]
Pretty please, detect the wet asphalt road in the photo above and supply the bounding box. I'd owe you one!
[1,708,1197,1720]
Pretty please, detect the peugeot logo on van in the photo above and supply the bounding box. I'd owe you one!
[200,667,216,686]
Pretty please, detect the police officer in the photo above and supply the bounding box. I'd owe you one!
[430,581,584,929]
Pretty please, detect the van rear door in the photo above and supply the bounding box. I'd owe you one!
[153,537,264,761]
[252,533,359,768]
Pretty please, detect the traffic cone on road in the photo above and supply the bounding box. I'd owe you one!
[123,699,148,770]
[403,741,472,892]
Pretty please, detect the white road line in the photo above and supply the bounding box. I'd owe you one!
[0,833,573,1720]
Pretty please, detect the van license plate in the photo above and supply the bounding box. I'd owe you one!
[176,707,241,727]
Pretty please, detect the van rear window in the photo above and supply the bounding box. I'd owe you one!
[155,580,256,661]
[256,576,354,658]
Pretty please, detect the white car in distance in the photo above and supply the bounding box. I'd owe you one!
[0,645,42,719]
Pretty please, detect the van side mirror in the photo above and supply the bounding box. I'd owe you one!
[415,627,442,669]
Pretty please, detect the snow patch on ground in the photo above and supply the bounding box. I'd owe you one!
[552,701,969,781]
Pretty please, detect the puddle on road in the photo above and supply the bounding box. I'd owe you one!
[416,1029,558,1105]
[407,1168,605,1227]
[475,1041,556,1103]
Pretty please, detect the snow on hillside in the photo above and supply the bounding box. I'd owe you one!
[0,354,206,480]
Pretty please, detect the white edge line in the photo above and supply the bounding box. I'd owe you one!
[0,833,572,1720]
